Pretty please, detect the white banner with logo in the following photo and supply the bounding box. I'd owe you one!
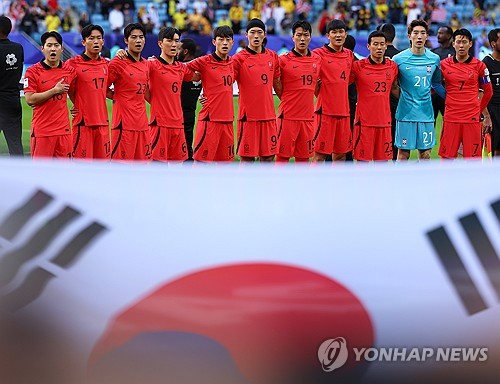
[0,159,499,384]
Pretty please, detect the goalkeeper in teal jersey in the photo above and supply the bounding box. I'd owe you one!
[392,20,446,160]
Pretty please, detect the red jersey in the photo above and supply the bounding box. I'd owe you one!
[67,53,109,127]
[24,60,76,137]
[186,53,234,122]
[313,45,354,117]
[441,56,492,123]
[233,47,280,121]
[149,57,193,128]
[107,53,149,131]
[350,57,398,127]
[278,49,321,121]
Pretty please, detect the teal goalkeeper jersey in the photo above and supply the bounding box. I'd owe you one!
[393,48,444,122]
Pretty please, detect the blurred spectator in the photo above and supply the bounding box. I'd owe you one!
[229,1,243,34]
[218,13,232,28]
[0,0,9,16]
[19,5,38,36]
[100,0,113,18]
[280,12,293,34]
[168,0,176,22]
[318,10,332,35]
[388,0,402,24]
[200,14,212,35]
[137,5,147,24]
[375,0,389,23]
[248,4,261,20]
[45,7,61,31]
[204,0,215,24]
[47,0,59,11]
[147,3,159,30]
[471,9,490,26]
[109,3,124,33]
[219,0,232,11]
[296,0,311,21]
[357,6,371,30]
[450,13,461,31]
[172,7,187,32]
[406,0,422,24]
[123,3,134,25]
[78,11,90,32]
[86,0,97,16]
[188,9,203,34]
[430,3,447,24]
[235,38,246,52]
[7,1,24,31]
[192,0,207,15]
[265,12,276,34]
[273,1,285,34]
[281,0,295,14]
[61,8,73,32]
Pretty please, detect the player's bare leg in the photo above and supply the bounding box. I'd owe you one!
[332,153,346,161]
[312,152,328,162]
[259,155,274,162]
[240,156,256,162]
[417,149,431,160]
[397,149,411,161]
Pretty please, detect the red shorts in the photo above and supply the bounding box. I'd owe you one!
[111,127,152,162]
[353,124,392,161]
[438,121,482,159]
[193,120,234,162]
[150,126,188,162]
[277,118,314,159]
[31,135,72,159]
[236,119,278,157]
[313,114,352,155]
[73,125,110,160]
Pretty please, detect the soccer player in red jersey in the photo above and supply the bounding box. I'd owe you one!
[350,31,399,162]
[67,24,110,161]
[439,28,493,159]
[276,20,321,163]
[107,23,150,162]
[24,31,76,159]
[148,27,198,162]
[233,18,282,162]
[185,26,235,162]
[312,19,355,162]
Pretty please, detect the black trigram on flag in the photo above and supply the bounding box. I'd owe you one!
[427,199,500,316]
[0,190,107,312]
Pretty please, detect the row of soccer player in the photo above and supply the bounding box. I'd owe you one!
[23,19,499,162]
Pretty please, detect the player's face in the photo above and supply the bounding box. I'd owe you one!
[213,36,234,59]
[159,34,180,59]
[452,35,472,58]
[409,26,427,49]
[437,27,450,45]
[246,27,266,50]
[292,27,311,53]
[327,28,347,49]
[82,29,104,56]
[125,29,145,55]
[491,32,500,54]
[42,37,63,65]
[368,37,387,60]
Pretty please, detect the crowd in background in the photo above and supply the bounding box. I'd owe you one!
[0,0,498,42]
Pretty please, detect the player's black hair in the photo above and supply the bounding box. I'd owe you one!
[326,19,346,33]
[180,38,197,56]
[0,15,12,36]
[158,27,180,41]
[487,28,500,44]
[377,23,396,42]
[453,28,473,42]
[124,23,146,40]
[41,31,63,46]
[343,34,356,51]
[292,20,312,35]
[368,31,387,45]
[81,24,104,40]
[407,19,429,35]
[213,25,233,39]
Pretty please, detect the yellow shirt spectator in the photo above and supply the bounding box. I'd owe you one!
[45,14,61,32]
[281,0,295,14]
[248,7,261,20]
[229,5,244,22]
[173,11,187,30]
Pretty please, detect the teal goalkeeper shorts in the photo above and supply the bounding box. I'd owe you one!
[395,121,435,150]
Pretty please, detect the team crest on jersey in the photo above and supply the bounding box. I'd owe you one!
[313,63,317,73]
[269,61,273,70]
[468,71,474,79]
[103,67,107,75]
[426,65,432,74]
[386,71,392,80]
